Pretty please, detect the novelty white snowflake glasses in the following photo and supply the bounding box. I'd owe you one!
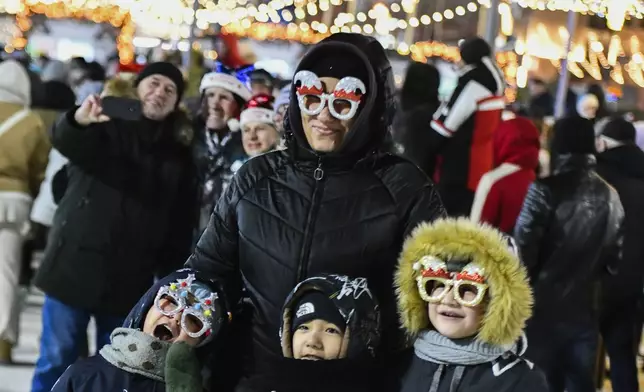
[293,70,366,121]
[154,274,218,339]
[413,256,488,307]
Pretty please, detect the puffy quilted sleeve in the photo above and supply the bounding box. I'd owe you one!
[602,187,625,275]
[514,181,552,280]
[185,168,243,307]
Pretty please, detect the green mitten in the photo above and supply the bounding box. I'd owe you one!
[165,342,203,392]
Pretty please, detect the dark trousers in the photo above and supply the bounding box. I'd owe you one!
[30,296,124,392]
[601,301,641,392]
[526,320,599,392]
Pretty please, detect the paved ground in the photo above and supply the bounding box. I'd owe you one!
[0,290,96,392]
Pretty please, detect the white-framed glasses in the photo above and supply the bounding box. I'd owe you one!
[293,70,366,121]
[153,274,218,339]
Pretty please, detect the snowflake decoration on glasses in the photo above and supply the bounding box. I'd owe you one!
[154,274,218,339]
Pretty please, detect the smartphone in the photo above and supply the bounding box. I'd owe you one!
[101,96,142,121]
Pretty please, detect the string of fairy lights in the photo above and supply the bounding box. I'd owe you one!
[2,0,644,91]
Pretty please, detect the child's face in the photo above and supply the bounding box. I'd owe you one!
[292,319,344,360]
[427,286,486,339]
[142,296,204,347]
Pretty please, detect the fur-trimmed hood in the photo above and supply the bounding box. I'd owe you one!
[395,218,533,347]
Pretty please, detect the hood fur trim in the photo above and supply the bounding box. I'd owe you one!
[395,218,533,347]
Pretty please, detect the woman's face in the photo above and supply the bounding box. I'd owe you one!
[203,87,240,130]
[427,285,486,340]
[300,77,356,153]
[242,121,279,156]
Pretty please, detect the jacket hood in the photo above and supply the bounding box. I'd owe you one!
[122,268,231,357]
[395,218,533,347]
[597,144,644,180]
[0,60,30,105]
[279,274,381,359]
[286,33,396,161]
[494,117,540,169]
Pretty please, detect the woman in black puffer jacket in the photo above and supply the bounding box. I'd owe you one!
[185,32,446,389]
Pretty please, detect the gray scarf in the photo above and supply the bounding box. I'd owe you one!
[100,328,172,382]
[414,330,516,392]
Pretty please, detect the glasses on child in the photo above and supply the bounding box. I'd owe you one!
[293,70,366,121]
[153,274,218,339]
[413,256,488,307]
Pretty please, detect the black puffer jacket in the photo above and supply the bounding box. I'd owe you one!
[400,352,548,392]
[36,111,198,317]
[186,33,445,379]
[596,144,644,304]
[514,154,624,322]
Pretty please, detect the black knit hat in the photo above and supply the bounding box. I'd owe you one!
[550,116,596,155]
[135,62,185,102]
[459,37,492,64]
[306,47,369,87]
[292,291,346,333]
[602,117,636,143]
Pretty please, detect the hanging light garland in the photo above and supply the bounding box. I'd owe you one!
[512,0,644,29]
[3,0,135,64]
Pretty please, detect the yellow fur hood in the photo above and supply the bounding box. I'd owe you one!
[395,218,533,347]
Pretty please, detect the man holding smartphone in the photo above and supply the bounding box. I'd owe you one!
[31,62,199,392]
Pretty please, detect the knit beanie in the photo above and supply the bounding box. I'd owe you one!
[306,48,369,85]
[135,62,185,102]
[401,61,440,109]
[550,116,596,155]
[250,68,275,89]
[292,291,346,333]
[459,37,492,65]
[601,117,636,143]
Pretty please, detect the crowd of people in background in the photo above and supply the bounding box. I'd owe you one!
[0,31,643,392]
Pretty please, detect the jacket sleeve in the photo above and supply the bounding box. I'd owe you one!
[387,161,446,237]
[50,365,76,392]
[513,366,549,391]
[430,76,489,138]
[470,173,501,227]
[184,170,243,307]
[49,109,118,169]
[157,162,200,278]
[601,189,625,275]
[514,182,552,280]
[28,118,51,197]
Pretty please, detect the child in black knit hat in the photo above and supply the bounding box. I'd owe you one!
[237,275,382,392]
[290,290,348,360]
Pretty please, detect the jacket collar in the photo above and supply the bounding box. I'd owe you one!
[552,153,596,175]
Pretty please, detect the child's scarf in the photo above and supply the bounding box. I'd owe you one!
[414,330,518,392]
[100,327,172,382]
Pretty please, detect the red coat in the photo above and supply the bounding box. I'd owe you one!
[470,116,540,233]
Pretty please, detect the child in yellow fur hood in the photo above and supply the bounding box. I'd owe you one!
[395,218,548,392]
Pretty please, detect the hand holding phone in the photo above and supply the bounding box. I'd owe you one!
[101,96,143,122]
[74,95,110,126]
